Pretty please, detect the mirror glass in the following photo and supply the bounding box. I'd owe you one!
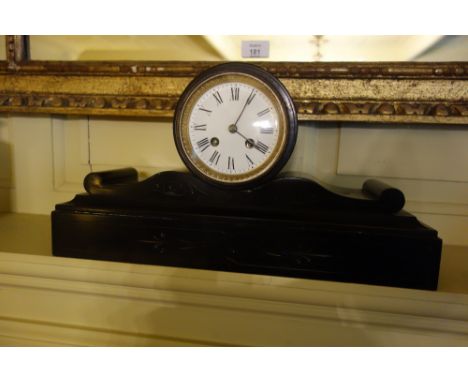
[30,36,223,61]
[29,35,468,62]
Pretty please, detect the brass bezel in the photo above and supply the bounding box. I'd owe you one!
[176,72,288,184]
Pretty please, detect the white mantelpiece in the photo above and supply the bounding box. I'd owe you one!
[0,214,467,346]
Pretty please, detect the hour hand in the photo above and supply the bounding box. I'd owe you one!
[228,124,251,144]
[228,124,267,154]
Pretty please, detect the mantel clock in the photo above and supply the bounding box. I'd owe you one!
[52,63,442,291]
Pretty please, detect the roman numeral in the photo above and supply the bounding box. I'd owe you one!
[193,124,207,131]
[260,127,274,134]
[196,137,210,152]
[257,108,270,117]
[255,140,269,154]
[213,91,223,105]
[245,154,254,165]
[231,86,240,101]
[246,90,256,105]
[209,150,220,165]
[228,156,235,170]
[199,107,212,114]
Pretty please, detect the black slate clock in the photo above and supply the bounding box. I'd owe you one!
[173,62,297,188]
[51,63,442,291]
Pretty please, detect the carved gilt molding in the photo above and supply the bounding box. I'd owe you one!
[1,39,467,124]
[5,35,29,68]
[2,60,467,79]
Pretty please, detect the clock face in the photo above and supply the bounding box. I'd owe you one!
[174,63,297,188]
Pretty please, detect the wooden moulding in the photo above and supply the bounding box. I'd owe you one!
[1,36,468,124]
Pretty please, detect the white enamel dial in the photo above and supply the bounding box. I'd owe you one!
[188,82,279,176]
[174,64,297,187]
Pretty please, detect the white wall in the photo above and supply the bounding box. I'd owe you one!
[0,114,467,245]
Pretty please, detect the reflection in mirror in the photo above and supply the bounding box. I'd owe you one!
[205,35,448,61]
[0,36,5,60]
[28,35,468,62]
[30,36,224,61]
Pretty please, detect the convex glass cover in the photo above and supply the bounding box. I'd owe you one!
[173,62,297,188]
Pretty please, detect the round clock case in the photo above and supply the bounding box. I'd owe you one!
[173,62,297,188]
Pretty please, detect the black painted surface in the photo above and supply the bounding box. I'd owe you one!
[52,169,442,290]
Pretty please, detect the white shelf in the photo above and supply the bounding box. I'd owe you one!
[1,213,468,346]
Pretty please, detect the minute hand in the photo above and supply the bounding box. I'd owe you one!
[234,89,256,126]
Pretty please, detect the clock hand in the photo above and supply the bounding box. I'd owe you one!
[233,89,255,126]
[234,129,250,142]
[233,100,249,127]
[229,89,263,150]
[228,124,259,150]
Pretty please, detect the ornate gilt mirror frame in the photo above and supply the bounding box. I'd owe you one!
[1,35,467,124]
